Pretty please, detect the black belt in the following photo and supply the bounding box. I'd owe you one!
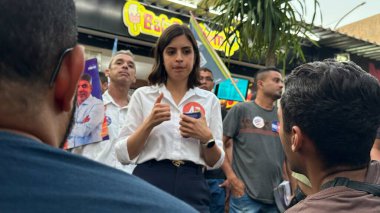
[142,159,202,169]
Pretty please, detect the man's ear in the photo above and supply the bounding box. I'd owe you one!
[104,68,110,77]
[54,45,84,111]
[291,126,303,152]
[132,71,137,84]
[257,79,264,89]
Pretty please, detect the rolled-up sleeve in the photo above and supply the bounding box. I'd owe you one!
[208,96,225,169]
[115,135,133,164]
[114,90,144,164]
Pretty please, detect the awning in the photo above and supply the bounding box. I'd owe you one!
[312,26,380,61]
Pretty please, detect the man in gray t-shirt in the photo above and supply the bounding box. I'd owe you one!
[222,68,284,213]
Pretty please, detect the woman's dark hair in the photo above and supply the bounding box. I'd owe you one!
[148,24,200,88]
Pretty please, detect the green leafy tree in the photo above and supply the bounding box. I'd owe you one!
[201,0,320,67]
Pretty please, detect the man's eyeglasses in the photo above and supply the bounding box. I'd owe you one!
[78,83,90,89]
[49,48,73,87]
[200,77,214,82]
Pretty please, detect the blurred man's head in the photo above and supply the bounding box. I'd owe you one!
[199,67,214,91]
[77,74,92,105]
[98,72,108,94]
[0,0,84,147]
[0,0,77,96]
[279,60,380,174]
[253,67,283,101]
[105,50,136,87]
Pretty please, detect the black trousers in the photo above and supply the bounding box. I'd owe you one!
[133,159,210,213]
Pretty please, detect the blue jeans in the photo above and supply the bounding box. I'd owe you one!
[207,179,226,213]
[230,193,278,213]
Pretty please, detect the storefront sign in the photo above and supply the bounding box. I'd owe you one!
[123,0,239,56]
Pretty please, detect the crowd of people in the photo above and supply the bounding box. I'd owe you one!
[1,0,379,213]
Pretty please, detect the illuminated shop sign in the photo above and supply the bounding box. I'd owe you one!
[123,0,239,56]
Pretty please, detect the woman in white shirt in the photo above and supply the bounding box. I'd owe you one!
[115,24,224,212]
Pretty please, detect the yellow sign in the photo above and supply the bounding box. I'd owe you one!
[123,0,239,56]
[197,23,239,56]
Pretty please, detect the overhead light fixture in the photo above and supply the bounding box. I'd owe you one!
[167,0,197,9]
[335,53,350,62]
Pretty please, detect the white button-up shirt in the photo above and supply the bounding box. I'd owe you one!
[71,91,136,174]
[115,84,225,168]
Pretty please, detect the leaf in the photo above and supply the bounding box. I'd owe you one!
[208,0,321,66]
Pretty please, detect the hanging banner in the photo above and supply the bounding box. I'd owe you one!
[64,58,109,149]
[189,13,245,101]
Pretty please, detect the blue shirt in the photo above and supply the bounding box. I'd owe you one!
[0,131,197,213]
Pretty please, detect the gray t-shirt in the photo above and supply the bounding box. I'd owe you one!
[223,101,284,204]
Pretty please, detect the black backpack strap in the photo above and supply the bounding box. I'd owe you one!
[288,186,307,208]
[321,177,380,196]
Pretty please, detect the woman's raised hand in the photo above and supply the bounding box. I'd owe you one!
[146,93,171,128]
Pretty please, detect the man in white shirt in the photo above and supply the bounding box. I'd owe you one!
[67,73,104,148]
[72,50,137,174]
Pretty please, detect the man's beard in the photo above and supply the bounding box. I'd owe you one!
[273,93,282,101]
[59,96,77,149]
[270,90,282,101]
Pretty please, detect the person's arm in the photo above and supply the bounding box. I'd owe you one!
[70,101,104,137]
[371,139,380,161]
[221,135,245,197]
[199,121,222,167]
[179,113,222,167]
[125,93,171,160]
[220,104,245,197]
[179,97,224,167]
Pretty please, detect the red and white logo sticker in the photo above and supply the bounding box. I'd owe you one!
[183,102,205,115]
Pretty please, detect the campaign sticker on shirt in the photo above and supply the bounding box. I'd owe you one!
[106,116,112,126]
[252,116,265,128]
[183,102,205,116]
[272,121,279,133]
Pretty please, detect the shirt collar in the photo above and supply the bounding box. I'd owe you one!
[102,90,130,108]
[79,95,94,106]
[145,84,209,98]
[102,90,112,105]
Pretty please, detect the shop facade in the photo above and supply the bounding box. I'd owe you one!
[74,0,262,89]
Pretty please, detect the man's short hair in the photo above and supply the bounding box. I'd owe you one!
[0,0,77,92]
[281,59,380,169]
[199,67,213,76]
[108,50,134,69]
[81,73,92,85]
[253,67,281,92]
[98,72,107,84]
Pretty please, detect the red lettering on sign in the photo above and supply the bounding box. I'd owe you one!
[144,14,152,30]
